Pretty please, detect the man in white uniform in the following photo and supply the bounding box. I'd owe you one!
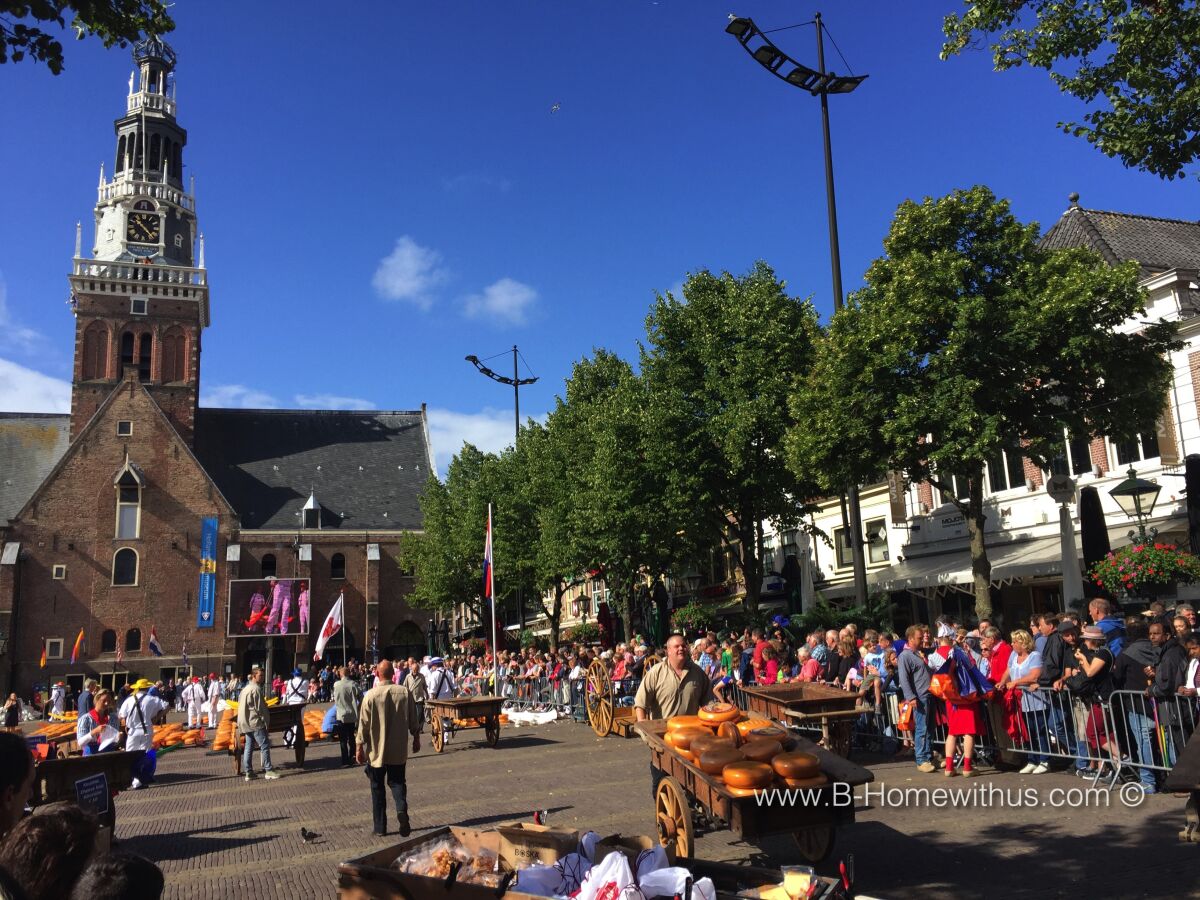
[284,668,309,706]
[119,678,168,788]
[50,682,66,717]
[206,673,224,729]
[183,676,205,729]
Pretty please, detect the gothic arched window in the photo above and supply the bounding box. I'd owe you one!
[331,553,346,580]
[125,627,142,652]
[101,629,117,653]
[161,329,186,383]
[113,548,138,586]
[116,135,126,173]
[121,331,135,370]
[149,134,161,172]
[82,322,108,380]
[137,333,152,382]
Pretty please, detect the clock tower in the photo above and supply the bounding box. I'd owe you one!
[69,38,209,445]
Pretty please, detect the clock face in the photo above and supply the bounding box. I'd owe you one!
[126,212,160,244]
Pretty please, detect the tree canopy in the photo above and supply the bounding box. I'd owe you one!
[1,1,173,73]
[942,0,1200,180]
[790,185,1178,618]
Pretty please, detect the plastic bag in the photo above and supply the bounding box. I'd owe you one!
[639,869,717,900]
[578,831,602,863]
[634,846,669,879]
[393,837,504,886]
[575,850,635,900]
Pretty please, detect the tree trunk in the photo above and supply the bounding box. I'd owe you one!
[737,510,762,614]
[616,583,634,646]
[967,472,993,621]
[546,585,564,652]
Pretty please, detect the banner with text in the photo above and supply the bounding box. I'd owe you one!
[196,516,218,629]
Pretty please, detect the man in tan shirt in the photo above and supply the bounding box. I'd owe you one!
[635,634,714,721]
[356,659,421,836]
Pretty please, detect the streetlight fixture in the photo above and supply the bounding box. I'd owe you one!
[1109,466,1162,541]
[725,13,871,606]
[465,346,539,635]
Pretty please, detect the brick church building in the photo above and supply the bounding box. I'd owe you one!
[0,40,435,697]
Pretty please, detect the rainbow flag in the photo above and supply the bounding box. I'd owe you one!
[70,628,85,665]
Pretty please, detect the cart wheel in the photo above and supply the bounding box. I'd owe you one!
[793,826,835,864]
[586,659,614,737]
[431,714,445,753]
[827,721,853,759]
[644,654,661,670]
[485,715,500,747]
[654,776,694,859]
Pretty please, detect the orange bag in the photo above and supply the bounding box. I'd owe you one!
[896,699,916,733]
[928,673,954,700]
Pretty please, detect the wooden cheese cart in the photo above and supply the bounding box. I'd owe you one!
[31,748,145,831]
[738,683,868,759]
[428,695,504,753]
[584,656,660,738]
[634,720,873,864]
[229,704,308,774]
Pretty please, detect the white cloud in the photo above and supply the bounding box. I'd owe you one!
[294,393,374,410]
[371,236,449,310]
[0,275,46,355]
[462,277,537,326]
[200,384,278,409]
[0,358,70,412]
[425,406,521,475]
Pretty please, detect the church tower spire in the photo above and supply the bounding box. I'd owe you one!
[68,38,209,446]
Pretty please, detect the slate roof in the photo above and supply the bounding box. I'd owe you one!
[0,414,71,523]
[1042,204,1200,278]
[193,408,433,531]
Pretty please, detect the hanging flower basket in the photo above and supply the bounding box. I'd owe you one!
[1089,542,1200,597]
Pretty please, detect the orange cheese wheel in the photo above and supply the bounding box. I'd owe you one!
[735,718,773,738]
[690,733,737,757]
[667,715,705,732]
[772,751,821,780]
[668,726,711,751]
[782,774,829,789]
[740,738,783,763]
[716,722,742,745]
[697,702,741,724]
[722,760,775,789]
[698,746,745,776]
[747,725,790,742]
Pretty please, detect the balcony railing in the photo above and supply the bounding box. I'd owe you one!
[127,91,176,117]
[72,257,206,288]
[98,177,194,212]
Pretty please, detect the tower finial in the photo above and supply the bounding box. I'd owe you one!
[74,222,82,259]
[98,162,105,187]
[198,232,205,268]
[1068,192,1080,207]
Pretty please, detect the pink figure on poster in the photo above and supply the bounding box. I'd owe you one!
[265,576,282,632]
[298,585,310,633]
[274,579,294,634]
[245,587,268,632]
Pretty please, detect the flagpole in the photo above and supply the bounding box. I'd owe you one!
[489,503,499,698]
[340,591,347,666]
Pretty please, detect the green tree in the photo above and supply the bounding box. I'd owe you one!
[1,1,174,73]
[641,263,822,613]
[941,1,1200,179]
[789,186,1178,619]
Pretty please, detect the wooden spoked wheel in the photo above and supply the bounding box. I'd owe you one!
[586,659,614,737]
[485,715,500,747]
[793,825,835,864]
[431,713,445,753]
[644,654,661,670]
[654,776,694,859]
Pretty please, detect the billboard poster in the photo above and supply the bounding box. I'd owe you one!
[196,516,218,629]
[227,578,311,638]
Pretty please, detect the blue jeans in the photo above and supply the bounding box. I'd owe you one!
[1023,709,1049,765]
[913,696,932,765]
[242,727,273,773]
[1126,708,1157,788]
[1047,693,1086,769]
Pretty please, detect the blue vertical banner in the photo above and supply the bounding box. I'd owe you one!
[197,516,218,628]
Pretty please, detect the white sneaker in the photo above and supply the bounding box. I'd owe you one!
[1030,763,1049,775]
[130,778,144,790]
[263,770,281,780]
[1018,763,1036,774]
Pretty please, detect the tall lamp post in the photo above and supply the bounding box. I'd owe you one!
[466,347,539,632]
[725,14,870,606]
[1109,466,1162,542]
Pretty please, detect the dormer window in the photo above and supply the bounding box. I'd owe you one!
[303,490,322,529]
[113,459,145,540]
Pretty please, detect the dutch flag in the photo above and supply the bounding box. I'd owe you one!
[148,626,164,657]
[483,507,493,605]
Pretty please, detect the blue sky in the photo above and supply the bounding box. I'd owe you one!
[1,1,1195,473]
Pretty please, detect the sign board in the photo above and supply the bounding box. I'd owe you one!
[886,471,908,524]
[196,516,218,629]
[74,772,109,816]
[1046,474,1076,505]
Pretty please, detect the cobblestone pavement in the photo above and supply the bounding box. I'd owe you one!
[107,718,1197,899]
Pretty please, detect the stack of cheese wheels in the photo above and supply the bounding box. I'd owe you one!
[664,725,711,762]
[740,736,784,763]
[690,732,738,759]
[697,745,745,777]
[721,760,775,796]
[735,718,773,739]
[771,751,827,788]
[716,721,742,745]
[666,715,706,733]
